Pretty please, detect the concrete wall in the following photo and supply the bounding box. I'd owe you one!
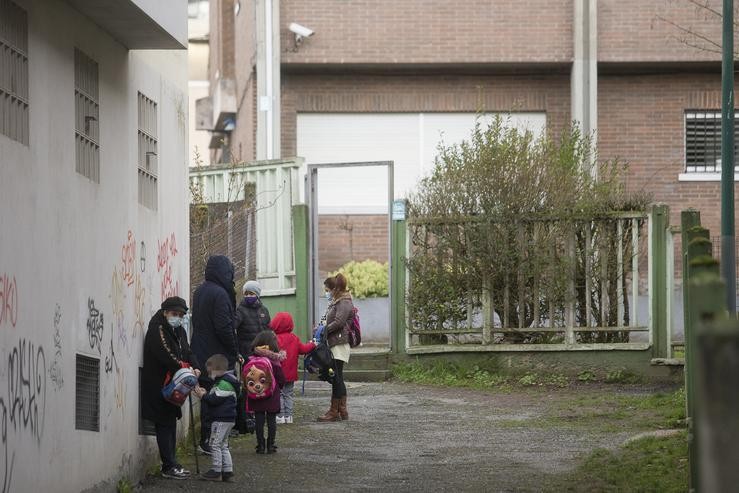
[0,1,188,491]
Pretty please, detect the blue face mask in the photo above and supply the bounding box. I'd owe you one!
[325,292,332,301]
[167,316,183,328]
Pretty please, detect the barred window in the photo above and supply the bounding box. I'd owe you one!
[75,354,100,432]
[75,49,100,182]
[138,92,158,209]
[0,0,29,145]
[685,110,739,173]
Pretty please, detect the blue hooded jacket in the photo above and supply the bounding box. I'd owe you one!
[191,256,238,367]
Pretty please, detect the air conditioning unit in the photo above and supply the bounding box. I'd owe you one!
[212,78,237,131]
[195,96,213,131]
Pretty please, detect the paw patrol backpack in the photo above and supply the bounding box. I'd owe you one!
[241,356,276,401]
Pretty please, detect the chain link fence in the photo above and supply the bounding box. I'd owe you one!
[190,183,257,297]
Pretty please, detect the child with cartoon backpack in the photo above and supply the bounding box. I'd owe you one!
[242,331,286,454]
[270,312,316,424]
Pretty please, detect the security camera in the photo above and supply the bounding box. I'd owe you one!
[289,22,314,41]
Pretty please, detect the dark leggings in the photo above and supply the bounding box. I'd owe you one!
[154,419,178,471]
[332,360,347,398]
[254,411,277,447]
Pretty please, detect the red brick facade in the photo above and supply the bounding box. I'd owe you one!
[318,214,389,276]
[206,0,739,279]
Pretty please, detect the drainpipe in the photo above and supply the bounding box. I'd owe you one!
[571,0,598,176]
[256,0,281,160]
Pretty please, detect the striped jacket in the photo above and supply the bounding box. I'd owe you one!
[202,371,239,422]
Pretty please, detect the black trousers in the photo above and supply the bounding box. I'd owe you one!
[154,419,178,471]
[331,359,347,398]
[254,411,277,447]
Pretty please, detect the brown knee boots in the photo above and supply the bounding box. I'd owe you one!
[317,398,341,422]
[338,396,348,420]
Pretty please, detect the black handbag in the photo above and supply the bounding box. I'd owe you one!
[305,331,335,383]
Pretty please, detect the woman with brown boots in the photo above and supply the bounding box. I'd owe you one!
[317,273,353,422]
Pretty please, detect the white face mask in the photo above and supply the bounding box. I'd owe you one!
[167,316,183,328]
[325,291,332,300]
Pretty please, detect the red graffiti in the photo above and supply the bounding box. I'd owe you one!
[156,233,178,273]
[121,230,136,287]
[158,232,180,300]
[0,273,18,328]
[160,263,180,301]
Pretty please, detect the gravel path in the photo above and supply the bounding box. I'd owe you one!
[140,381,644,493]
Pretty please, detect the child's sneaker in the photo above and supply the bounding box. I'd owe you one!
[222,471,234,482]
[162,467,189,480]
[201,469,222,481]
[284,415,293,424]
[275,415,285,424]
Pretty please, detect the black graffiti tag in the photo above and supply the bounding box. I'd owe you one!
[7,339,46,443]
[0,396,14,493]
[86,298,104,354]
[104,336,117,375]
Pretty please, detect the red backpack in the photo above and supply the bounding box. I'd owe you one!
[347,307,361,348]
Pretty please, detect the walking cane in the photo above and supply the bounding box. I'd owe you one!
[188,393,200,474]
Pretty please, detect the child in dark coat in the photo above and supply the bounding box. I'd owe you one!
[194,354,240,482]
[243,331,286,454]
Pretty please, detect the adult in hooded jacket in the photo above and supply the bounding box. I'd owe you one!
[191,255,239,452]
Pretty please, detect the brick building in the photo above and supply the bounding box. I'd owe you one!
[198,0,739,277]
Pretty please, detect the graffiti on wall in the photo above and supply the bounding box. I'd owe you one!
[7,339,46,442]
[1,337,48,493]
[110,268,129,354]
[157,233,180,300]
[140,241,146,273]
[86,298,104,354]
[48,305,64,391]
[133,274,146,340]
[121,230,136,287]
[0,274,17,329]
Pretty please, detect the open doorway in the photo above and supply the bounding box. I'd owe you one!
[306,161,394,352]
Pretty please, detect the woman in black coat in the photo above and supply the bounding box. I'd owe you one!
[234,280,271,357]
[142,296,201,480]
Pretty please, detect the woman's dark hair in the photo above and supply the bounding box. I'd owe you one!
[323,276,336,291]
[251,330,279,352]
[332,273,348,294]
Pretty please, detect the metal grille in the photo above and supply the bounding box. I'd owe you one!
[75,354,100,432]
[74,48,100,182]
[685,111,739,173]
[138,367,156,436]
[0,0,29,145]
[138,92,158,209]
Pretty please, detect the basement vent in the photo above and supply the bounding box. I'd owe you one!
[75,354,100,432]
[139,367,156,436]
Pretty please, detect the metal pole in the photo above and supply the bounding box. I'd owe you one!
[721,0,737,314]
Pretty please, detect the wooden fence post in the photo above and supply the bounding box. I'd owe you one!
[391,203,408,354]
[688,267,729,493]
[650,204,669,358]
[696,315,739,492]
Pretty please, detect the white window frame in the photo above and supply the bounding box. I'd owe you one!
[0,0,29,145]
[137,92,158,210]
[74,48,100,182]
[681,110,739,181]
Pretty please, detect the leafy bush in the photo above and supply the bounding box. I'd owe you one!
[331,260,389,299]
[406,115,651,342]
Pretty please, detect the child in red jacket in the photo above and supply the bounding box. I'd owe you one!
[270,312,316,424]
